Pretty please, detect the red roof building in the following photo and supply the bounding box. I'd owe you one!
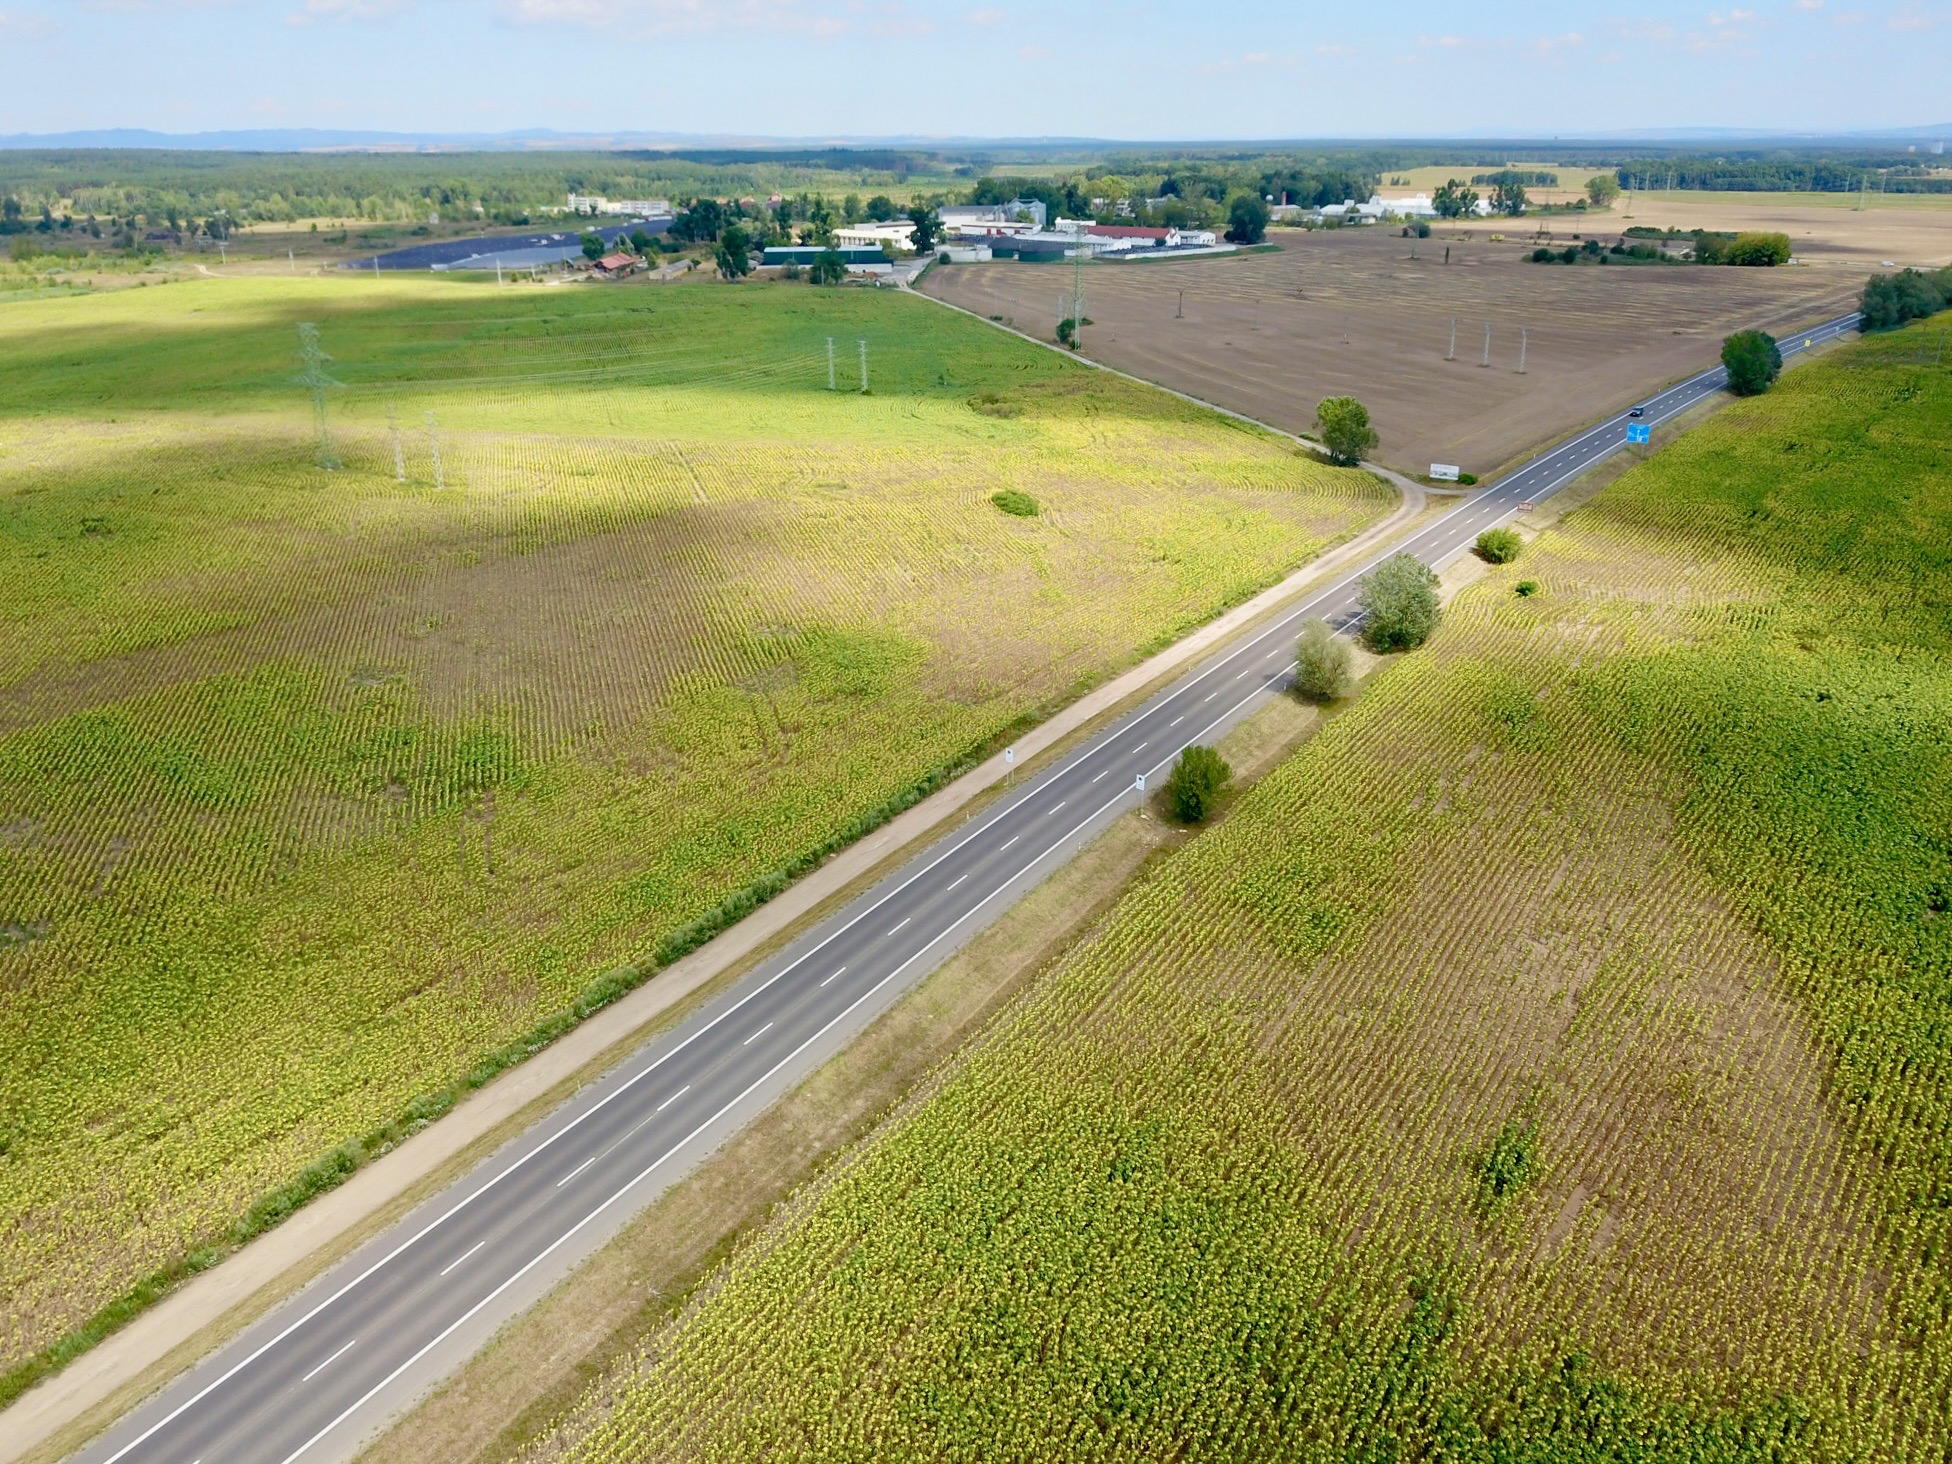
[593,251,638,276]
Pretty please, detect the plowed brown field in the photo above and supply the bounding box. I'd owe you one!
[921,220,1929,476]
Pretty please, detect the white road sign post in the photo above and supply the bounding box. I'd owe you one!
[1430,463,1461,482]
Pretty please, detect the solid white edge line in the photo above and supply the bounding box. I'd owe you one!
[436,1243,484,1279]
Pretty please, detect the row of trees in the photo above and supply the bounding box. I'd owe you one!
[1861,265,1952,330]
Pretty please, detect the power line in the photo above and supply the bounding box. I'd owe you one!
[295,322,342,470]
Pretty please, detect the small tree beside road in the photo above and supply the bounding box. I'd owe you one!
[907,205,941,255]
[1166,745,1231,823]
[1475,527,1523,564]
[1721,329,1782,396]
[1316,397,1378,465]
[1359,552,1440,653]
[1293,618,1353,702]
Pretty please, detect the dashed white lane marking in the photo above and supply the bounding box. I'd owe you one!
[1049,801,1067,815]
[744,1022,774,1045]
[1170,716,1184,726]
[818,967,847,988]
[655,1084,691,1111]
[1090,769,1108,783]
[438,1242,484,1277]
[888,917,911,935]
[300,1339,357,1384]
[556,1155,596,1189]
[1002,835,1020,850]
[947,873,968,889]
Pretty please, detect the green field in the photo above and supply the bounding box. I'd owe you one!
[0,274,1391,1381]
[542,326,1952,1460]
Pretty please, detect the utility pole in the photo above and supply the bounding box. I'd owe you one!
[826,336,836,390]
[295,323,342,470]
[426,411,444,490]
[1480,322,1492,368]
[1446,317,1457,361]
[1518,327,1528,374]
[388,404,405,483]
[495,257,504,286]
[288,246,296,274]
[1069,234,1087,347]
[1176,288,1184,319]
[858,338,868,393]
[373,256,381,280]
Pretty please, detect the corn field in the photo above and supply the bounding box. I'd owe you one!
[0,276,1389,1373]
[537,325,1952,1461]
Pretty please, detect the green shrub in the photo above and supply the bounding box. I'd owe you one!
[1165,744,1231,822]
[1514,579,1540,597]
[1358,552,1440,653]
[1458,471,1478,485]
[1476,1119,1539,1209]
[1292,617,1353,702]
[991,489,1038,517]
[1475,527,1523,564]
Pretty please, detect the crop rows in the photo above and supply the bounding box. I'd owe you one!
[0,277,1388,1370]
[542,328,1952,1460]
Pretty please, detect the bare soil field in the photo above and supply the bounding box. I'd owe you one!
[922,207,1947,476]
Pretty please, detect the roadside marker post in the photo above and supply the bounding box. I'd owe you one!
[1134,773,1146,792]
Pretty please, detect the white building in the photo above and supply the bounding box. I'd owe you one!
[835,220,915,250]
[940,199,1047,232]
[565,194,673,218]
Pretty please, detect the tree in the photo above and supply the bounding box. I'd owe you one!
[627,229,655,255]
[1725,231,1792,267]
[1358,552,1440,653]
[1057,317,1078,349]
[1585,174,1622,208]
[1721,329,1782,396]
[1475,527,1523,564]
[1490,178,1528,217]
[842,193,863,224]
[714,224,752,281]
[1165,745,1231,822]
[865,194,898,222]
[1293,618,1353,702]
[669,198,725,243]
[1316,396,1378,466]
[906,205,941,255]
[1861,266,1951,330]
[809,248,847,286]
[1225,194,1269,245]
[1432,179,1479,219]
[580,231,605,262]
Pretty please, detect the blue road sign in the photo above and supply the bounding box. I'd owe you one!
[1626,423,1652,445]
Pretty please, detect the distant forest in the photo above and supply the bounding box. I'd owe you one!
[1614,154,1952,192]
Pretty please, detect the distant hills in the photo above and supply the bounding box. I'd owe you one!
[0,126,1947,154]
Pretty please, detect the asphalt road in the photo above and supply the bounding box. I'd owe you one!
[76,307,1861,1464]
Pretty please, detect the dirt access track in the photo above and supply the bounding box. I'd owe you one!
[922,210,1942,478]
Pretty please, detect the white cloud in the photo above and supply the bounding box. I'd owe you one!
[288,0,404,22]
[1314,41,1355,54]
[0,7,54,36]
[1793,0,1823,10]
[1887,2,1938,28]
[964,5,1002,23]
[499,0,849,38]
[1016,41,1047,58]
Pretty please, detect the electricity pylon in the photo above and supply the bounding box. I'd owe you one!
[295,323,342,470]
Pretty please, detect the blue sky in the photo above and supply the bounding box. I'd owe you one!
[0,0,1945,139]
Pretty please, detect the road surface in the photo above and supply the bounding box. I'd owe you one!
[74,308,1860,1464]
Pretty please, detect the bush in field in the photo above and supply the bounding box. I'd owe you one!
[1725,231,1792,267]
[990,489,1038,517]
[1293,617,1352,702]
[1316,396,1378,466]
[1359,552,1440,652]
[1476,1119,1539,1210]
[1166,744,1231,822]
[1722,330,1782,396]
[1476,527,1523,564]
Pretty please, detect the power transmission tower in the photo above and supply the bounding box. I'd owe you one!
[1518,327,1528,374]
[1446,317,1457,361]
[1479,323,1492,368]
[295,322,342,469]
[387,404,405,483]
[1069,235,1087,346]
[425,411,445,490]
[288,246,296,274]
[826,336,836,390]
[858,339,868,393]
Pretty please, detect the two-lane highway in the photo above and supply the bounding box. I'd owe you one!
[74,308,1860,1464]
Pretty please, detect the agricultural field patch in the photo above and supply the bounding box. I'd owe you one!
[920,210,1940,475]
[0,275,1391,1380]
[535,323,1952,1459]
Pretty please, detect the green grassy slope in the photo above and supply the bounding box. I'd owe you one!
[547,325,1952,1461]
